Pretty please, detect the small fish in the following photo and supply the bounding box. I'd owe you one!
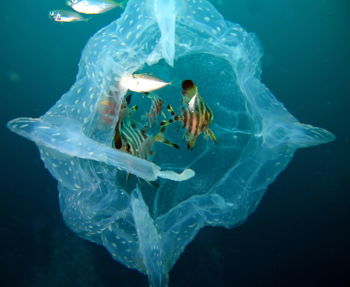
[66,0,126,15]
[120,74,171,93]
[114,94,179,160]
[146,93,164,127]
[48,10,88,22]
[161,80,217,149]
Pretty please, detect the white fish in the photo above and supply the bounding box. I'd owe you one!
[120,74,171,93]
[66,0,125,14]
[48,10,88,22]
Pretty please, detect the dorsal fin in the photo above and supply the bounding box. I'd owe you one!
[125,93,132,105]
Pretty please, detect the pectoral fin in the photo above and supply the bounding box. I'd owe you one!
[155,133,179,149]
[206,128,217,143]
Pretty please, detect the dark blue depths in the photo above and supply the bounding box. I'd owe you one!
[1,0,349,286]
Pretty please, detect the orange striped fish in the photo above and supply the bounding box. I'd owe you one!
[161,80,217,149]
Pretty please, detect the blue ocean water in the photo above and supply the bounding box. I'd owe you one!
[1,0,349,286]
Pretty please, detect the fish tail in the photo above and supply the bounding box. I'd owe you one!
[82,16,92,22]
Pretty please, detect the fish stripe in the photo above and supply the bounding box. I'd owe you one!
[183,109,188,128]
[129,125,144,151]
[198,100,206,133]
[187,110,192,130]
[192,105,199,135]
[136,129,146,146]
[197,112,204,136]
[123,122,141,153]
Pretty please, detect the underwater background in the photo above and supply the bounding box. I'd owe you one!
[0,0,349,286]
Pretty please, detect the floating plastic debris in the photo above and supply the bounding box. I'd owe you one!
[8,0,335,286]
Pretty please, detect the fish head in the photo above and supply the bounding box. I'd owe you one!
[48,10,60,21]
[181,80,198,103]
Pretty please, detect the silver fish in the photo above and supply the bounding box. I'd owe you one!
[66,0,125,14]
[120,74,171,93]
[48,10,88,22]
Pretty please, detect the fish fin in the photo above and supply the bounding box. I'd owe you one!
[142,179,160,188]
[185,132,197,150]
[160,118,176,132]
[114,128,122,149]
[136,177,159,190]
[155,133,180,149]
[125,93,133,105]
[166,104,176,116]
[206,128,217,143]
[187,137,197,150]
[188,95,197,112]
[160,105,180,131]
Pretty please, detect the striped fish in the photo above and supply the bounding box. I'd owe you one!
[114,94,179,160]
[145,93,164,128]
[161,80,217,149]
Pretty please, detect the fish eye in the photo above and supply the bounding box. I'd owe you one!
[72,0,78,4]
[49,11,55,17]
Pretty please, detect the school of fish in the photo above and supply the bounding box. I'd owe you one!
[100,74,217,164]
